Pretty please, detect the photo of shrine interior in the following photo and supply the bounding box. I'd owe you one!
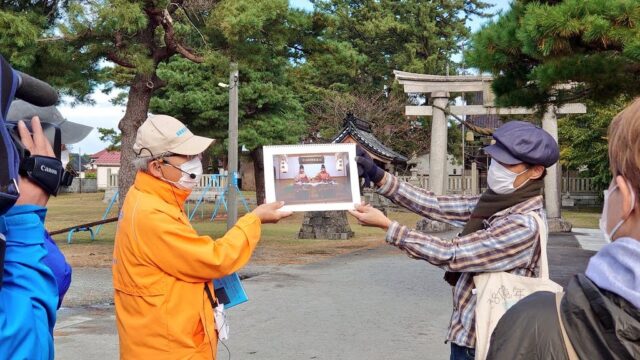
[272,152,353,205]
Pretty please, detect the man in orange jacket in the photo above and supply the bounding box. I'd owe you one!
[113,114,291,359]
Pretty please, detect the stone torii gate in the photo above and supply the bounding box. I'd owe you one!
[393,70,587,232]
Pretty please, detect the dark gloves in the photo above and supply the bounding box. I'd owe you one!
[356,146,385,188]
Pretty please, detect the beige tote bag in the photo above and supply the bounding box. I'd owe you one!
[473,212,563,360]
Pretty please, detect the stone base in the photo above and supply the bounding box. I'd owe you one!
[298,211,355,240]
[561,194,575,207]
[364,192,388,216]
[415,218,452,233]
[547,217,573,233]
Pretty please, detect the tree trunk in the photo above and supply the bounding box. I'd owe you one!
[201,150,213,173]
[117,73,156,206]
[251,146,265,205]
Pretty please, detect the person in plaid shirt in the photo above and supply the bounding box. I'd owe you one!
[349,121,560,360]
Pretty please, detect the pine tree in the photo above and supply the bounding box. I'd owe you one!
[151,0,307,204]
[466,0,640,108]
[2,1,216,203]
[303,0,491,92]
[558,97,631,191]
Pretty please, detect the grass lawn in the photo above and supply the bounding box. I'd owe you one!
[562,207,602,229]
[46,193,603,267]
[46,193,422,268]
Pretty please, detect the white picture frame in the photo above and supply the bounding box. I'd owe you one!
[263,143,361,212]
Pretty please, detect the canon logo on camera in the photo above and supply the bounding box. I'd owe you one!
[40,165,58,175]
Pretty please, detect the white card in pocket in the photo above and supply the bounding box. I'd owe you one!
[214,303,229,340]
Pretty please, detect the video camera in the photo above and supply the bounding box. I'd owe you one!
[4,74,73,200]
[2,70,73,206]
[7,120,74,193]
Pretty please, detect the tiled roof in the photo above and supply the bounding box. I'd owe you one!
[92,150,121,166]
[90,149,108,159]
[333,113,408,163]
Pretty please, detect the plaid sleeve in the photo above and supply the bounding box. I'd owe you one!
[377,173,480,227]
[385,213,538,272]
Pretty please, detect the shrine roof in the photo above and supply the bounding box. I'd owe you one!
[333,113,408,164]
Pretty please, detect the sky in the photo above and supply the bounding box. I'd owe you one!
[58,0,513,155]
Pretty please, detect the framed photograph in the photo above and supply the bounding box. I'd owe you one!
[263,144,361,212]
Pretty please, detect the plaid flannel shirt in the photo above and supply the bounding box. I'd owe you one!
[378,174,544,348]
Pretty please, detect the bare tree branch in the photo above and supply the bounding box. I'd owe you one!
[150,8,205,63]
[106,52,136,68]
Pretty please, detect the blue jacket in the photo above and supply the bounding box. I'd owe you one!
[0,205,58,360]
[43,231,72,309]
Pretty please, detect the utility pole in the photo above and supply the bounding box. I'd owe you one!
[78,147,82,194]
[227,63,239,230]
[461,123,465,194]
[461,93,466,194]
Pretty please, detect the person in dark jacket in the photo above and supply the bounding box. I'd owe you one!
[487,98,640,360]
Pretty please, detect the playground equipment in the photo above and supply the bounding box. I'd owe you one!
[95,190,119,236]
[56,190,119,243]
[186,173,249,222]
[49,216,119,242]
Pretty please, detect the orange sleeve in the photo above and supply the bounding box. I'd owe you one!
[138,212,262,282]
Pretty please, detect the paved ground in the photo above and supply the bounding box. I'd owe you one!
[54,228,605,360]
[572,227,607,252]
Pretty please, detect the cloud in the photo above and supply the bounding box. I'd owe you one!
[58,91,125,154]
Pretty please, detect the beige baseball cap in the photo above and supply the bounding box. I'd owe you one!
[133,114,214,157]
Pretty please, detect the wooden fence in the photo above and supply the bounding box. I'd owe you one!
[394,174,598,195]
[109,173,598,193]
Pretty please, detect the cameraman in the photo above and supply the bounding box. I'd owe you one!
[0,117,60,360]
[0,55,70,360]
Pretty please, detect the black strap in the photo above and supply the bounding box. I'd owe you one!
[204,283,218,309]
[19,155,65,196]
[0,55,20,215]
[0,54,20,290]
[61,170,74,187]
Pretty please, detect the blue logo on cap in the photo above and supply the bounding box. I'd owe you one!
[176,127,187,137]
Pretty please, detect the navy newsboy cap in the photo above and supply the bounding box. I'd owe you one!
[483,121,559,168]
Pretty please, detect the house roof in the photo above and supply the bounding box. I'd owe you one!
[333,113,408,164]
[90,149,108,159]
[92,149,121,166]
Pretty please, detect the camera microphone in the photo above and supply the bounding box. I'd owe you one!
[161,159,196,179]
[15,72,59,107]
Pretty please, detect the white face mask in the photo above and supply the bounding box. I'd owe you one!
[487,160,529,194]
[599,181,635,243]
[162,156,203,190]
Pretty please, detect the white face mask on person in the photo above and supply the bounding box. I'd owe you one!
[487,160,530,195]
[162,156,203,190]
[599,180,636,243]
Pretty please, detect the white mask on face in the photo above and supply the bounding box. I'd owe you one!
[162,156,203,190]
[487,160,529,194]
[599,181,636,243]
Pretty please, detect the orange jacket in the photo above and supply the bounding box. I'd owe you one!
[113,171,261,359]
